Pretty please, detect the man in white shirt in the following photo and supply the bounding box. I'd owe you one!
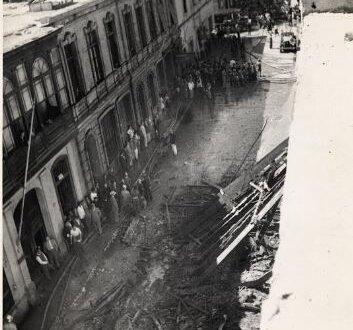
[160,95,165,112]
[77,201,88,234]
[70,225,86,258]
[188,80,195,99]
[43,236,60,269]
[77,201,86,220]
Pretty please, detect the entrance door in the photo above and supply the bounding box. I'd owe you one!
[52,156,76,216]
[14,189,47,282]
[85,134,103,184]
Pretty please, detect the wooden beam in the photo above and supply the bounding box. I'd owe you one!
[216,187,283,265]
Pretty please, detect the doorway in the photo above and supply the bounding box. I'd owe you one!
[14,189,47,282]
[52,156,77,216]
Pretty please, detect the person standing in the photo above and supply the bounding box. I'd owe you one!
[140,122,147,148]
[153,111,161,139]
[257,59,262,77]
[72,216,84,238]
[124,142,132,167]
[3,315,18,330]
[205,82,214,118]
[141,171,153,203]
[160,94,166,113]
[188,79,195,99]
[126,138,134,166]
[119,150,128,174]
[169,129,177,157]
[131,186,141,216]
[43,236,60,269]
[102,181,110,214]
[109,190,120,222]
[132,132,140,161]
[35,246,52,280]
[145,119,151,144]
[120,185,132,215]
[77,201,86,225]
[90,187,98,204]
[90,203,103,235]
[123,172,132,192]
[136,178,145,198]
[63,221,72,250]
[70,225,88,266]
[127,125,134,140]
[83,197,92,232]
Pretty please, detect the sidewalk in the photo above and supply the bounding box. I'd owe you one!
[18,94,193,330]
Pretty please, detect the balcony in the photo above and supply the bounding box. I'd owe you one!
[3,110,77,201]
[2,25,179,202]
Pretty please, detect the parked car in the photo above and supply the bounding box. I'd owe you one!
[280,31,300,53]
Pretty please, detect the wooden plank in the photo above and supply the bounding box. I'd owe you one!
[216,187,283,265]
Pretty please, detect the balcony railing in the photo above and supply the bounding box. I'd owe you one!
[3,110,77,201]
[2,25,179,202]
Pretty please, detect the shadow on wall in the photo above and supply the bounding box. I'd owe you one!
[302,0,353,13]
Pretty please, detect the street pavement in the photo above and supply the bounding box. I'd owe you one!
[20,26,297,330]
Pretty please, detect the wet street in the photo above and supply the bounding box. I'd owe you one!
[22,29,297,330]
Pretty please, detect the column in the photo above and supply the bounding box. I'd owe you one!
[3,207,37,306]
[66,140,87,202]
[38,169,65,250]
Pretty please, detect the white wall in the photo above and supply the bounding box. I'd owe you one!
[261,13,353,330]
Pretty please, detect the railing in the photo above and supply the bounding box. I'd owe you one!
[3,25,179,201]
[3,110,77,201]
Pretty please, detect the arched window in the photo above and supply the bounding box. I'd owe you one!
[50,47,69,110]
[146,0,157,40]
[84,21,105,84]
[104,13,121,69]
[32,57,60,124]
[122,6,137,56]
[147,73,157,107]
[135,3,147,48]
[61,32,85,102]
[3,77,25,155]
[15,63,41,134]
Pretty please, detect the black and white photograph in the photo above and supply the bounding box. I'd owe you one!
[2,0,353,329]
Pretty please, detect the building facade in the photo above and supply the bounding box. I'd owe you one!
[3,0,178,319]
[174,0,214,55]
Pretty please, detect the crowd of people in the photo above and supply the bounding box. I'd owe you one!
[33,168,155,283]
[174,56,262,103]
[63,169,153,246]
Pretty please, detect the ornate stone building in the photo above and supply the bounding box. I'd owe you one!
[3,0,178,319]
